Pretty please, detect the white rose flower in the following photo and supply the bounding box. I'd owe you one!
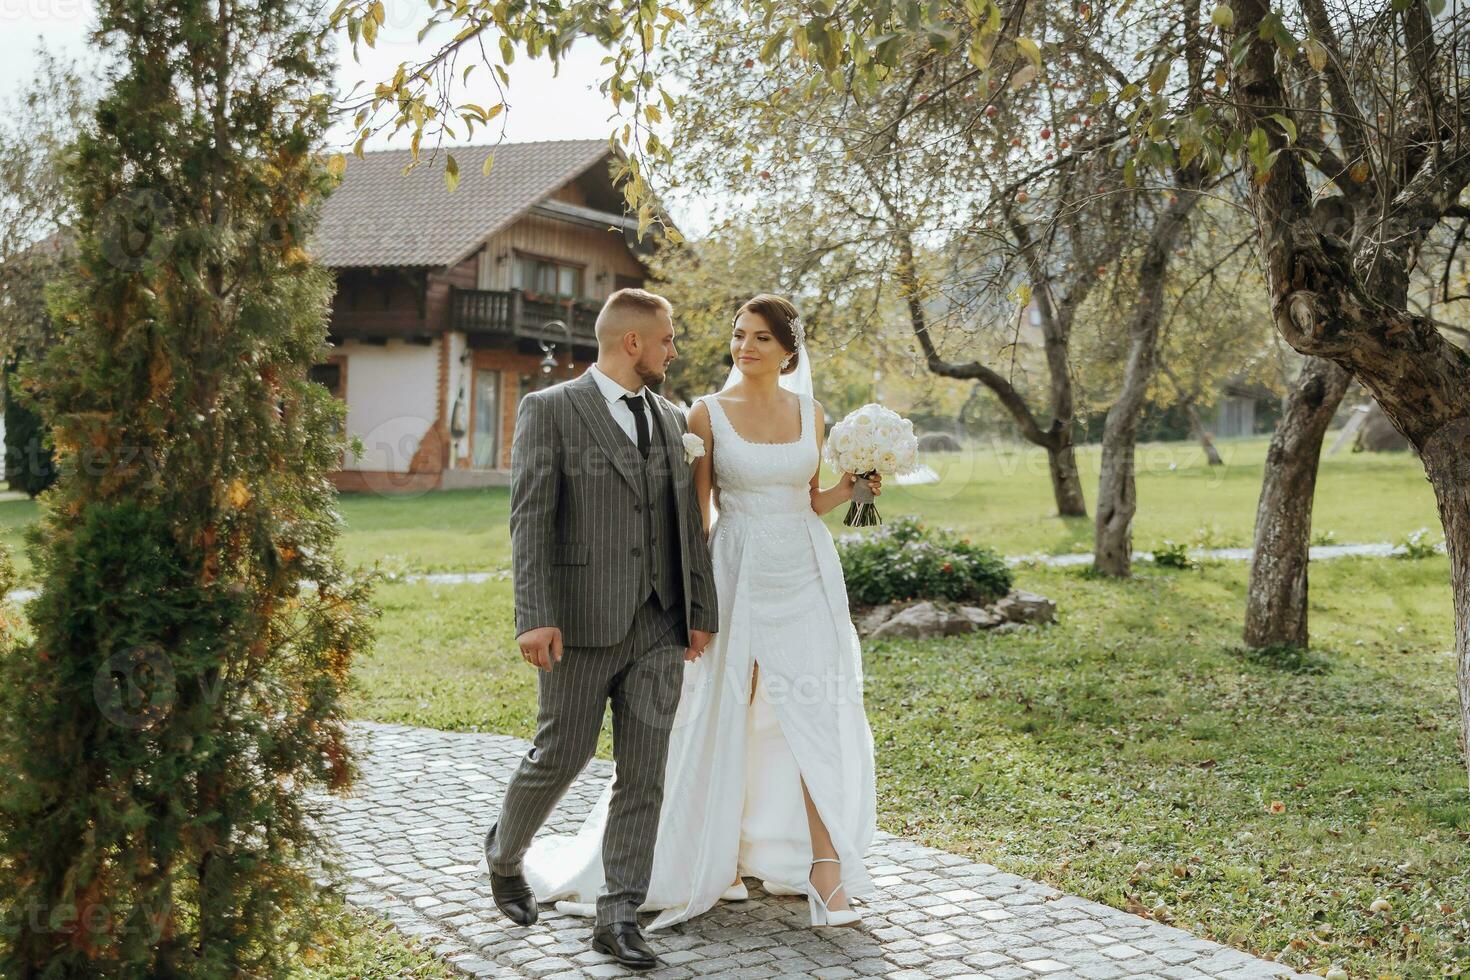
[682,432,707,464]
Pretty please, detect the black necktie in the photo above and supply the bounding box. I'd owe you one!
[622,393,651,459]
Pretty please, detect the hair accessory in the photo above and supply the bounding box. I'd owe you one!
[790,315,805,350]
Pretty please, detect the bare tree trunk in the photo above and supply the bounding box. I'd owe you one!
[1047,438,1087,517]
[1038,269,1087,518]
[1183,400,1224,465]
[1423,423,1470,778]
[1093,420,1140,575]
[1093,195,1198,577]
[1243,356,1351,648]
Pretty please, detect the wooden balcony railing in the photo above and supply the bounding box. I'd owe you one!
[450,288,599,347]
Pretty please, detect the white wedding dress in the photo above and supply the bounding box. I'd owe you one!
[522,391,877,930]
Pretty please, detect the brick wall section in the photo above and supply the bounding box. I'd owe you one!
[465,350,591,471]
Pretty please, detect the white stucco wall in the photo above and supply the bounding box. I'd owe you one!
[339,337,440,473]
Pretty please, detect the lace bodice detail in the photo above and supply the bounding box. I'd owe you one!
[701,393,818,518]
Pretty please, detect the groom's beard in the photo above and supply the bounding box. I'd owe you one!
[635,359,669,388]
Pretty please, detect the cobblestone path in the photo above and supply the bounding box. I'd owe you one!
[325,722,1308,980]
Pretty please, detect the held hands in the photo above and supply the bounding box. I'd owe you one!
[841,471,883,501]
[686,629,714,663]
[518,626,564,672]
[519,626,711,668]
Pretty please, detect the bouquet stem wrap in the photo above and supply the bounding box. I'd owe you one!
[845,471,881,527]
[825,402,924,528]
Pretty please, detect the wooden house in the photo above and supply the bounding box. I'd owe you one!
[312,139,653,493]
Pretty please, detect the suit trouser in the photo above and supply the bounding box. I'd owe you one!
[488,594,686,926]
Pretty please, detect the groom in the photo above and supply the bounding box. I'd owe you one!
[483,287,719,970]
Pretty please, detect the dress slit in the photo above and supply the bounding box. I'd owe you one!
[738,652,812,890]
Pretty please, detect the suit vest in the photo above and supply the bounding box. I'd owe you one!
[637,406,685,614]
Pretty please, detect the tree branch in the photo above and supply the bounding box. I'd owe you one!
[1299,0,1374,176]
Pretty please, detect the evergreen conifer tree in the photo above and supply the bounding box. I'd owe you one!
[0,2,375,974]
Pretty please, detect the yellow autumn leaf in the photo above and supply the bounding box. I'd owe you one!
[1303,37,1328,72]
[1015,37,1042,69]
[227,479,252,509]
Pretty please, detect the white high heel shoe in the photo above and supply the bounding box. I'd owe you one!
[720,880,749,902]
[806,858,860,927]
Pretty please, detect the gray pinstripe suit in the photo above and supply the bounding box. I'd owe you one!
[486,369,719,927]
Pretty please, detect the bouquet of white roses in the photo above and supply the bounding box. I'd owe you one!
[823,403,924,526]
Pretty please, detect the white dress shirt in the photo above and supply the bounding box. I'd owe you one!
[586,363,650,446]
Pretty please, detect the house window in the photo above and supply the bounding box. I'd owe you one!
[309,362,344,399]
[309,358,347,450]
[472,369,502,469]
[515,254,584,299]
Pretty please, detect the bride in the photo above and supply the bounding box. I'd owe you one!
[522,293,879,931]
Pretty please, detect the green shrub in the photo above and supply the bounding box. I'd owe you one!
[1396,527,1441,560]
[838,515,1011,606]
[1151,540,1198,570]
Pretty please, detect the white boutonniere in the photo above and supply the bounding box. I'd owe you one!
[682,432,707,465]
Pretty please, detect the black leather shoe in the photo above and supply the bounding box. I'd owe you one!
[591,921,658,971]
[483,823,538,926]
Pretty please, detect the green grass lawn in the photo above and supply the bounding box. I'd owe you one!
[0,435,1441,585]
[891,435,1440,556]
[350,556,1469,978]
[331,435,1442,572]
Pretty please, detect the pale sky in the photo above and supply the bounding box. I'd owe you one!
[0,2,613,141]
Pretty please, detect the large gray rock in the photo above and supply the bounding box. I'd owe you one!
[856,603,896,635]
[1355,402,1411,453]
[857,590,1057,640]
[959,604,1005,628]
[868,601,976,640]
[918,432,963,452]
[994,589,1058,625]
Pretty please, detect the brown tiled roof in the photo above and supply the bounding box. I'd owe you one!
[312,139,611,268]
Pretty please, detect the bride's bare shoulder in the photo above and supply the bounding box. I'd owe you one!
[688,397,714,434]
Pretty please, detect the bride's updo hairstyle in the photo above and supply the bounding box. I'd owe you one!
[734,294,801,375]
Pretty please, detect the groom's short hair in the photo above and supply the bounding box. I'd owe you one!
[595,288,673,345]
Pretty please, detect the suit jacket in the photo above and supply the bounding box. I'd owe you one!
[510,369,719,648]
